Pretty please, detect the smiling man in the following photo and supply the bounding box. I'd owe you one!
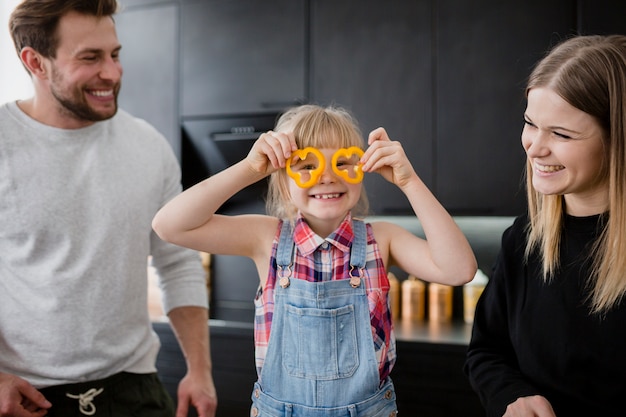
[0,1,217,416]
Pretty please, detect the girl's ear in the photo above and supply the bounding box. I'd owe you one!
[20,47,49,80]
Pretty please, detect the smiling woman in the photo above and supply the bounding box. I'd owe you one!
[0,0,33,103]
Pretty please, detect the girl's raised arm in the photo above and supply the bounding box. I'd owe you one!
[152,131,297,257]
[364,127,477,286]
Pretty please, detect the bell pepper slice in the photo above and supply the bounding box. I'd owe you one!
[286,147,326,188]
[331,146,364,184]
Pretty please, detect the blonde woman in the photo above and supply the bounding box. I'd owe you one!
[465,35,626,417]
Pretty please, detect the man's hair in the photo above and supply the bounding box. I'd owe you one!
[9,0,118,59]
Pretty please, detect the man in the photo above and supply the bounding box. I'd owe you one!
[0,1,217,416]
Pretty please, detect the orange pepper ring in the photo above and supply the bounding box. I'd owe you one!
[331,146,364,184]
[285,147,326,188]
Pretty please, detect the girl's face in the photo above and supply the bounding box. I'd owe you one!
[288,148,362,236]
[522,87,608,215]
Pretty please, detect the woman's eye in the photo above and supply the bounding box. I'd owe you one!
[555,131,572,139]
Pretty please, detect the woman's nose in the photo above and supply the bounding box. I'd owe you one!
[523,129,550,158]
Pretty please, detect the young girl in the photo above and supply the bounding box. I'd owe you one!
[153,105,476,416]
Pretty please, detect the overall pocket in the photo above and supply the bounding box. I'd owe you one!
[282,303,359,380]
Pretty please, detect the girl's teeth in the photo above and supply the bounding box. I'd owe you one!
[315,193,341,199]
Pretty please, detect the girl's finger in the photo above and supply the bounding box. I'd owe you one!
[368,127,391,145]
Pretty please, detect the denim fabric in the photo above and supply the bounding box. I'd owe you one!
[251,378,397,417]
[251,220,398,416]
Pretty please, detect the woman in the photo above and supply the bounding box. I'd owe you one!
[465,35,626,417]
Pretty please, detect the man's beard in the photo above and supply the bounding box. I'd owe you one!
[50,65,120,123]
[51,85,119,123]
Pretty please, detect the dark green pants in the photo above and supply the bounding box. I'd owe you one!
[39,372,175,417]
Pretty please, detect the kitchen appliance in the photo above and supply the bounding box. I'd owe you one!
[181,112,280,214]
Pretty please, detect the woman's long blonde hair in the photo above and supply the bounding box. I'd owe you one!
[524,35,626,314]
[265,105,370,221]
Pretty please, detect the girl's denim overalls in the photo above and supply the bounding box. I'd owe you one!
[250,220,398,417]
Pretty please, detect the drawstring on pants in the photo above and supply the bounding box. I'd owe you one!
[66,387,104,416]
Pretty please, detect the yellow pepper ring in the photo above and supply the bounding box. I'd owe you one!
[331,146,364,184]
[286,147,326,188]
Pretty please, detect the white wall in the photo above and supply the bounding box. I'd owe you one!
[0,0,33,103]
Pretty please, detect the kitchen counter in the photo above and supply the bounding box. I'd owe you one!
[205,318,473,345]
[394,318,473,345]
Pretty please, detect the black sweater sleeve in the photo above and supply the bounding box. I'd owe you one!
[464,215,540,417]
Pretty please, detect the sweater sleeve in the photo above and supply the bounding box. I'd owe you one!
[149,133,209,314]
[464,216,540,417]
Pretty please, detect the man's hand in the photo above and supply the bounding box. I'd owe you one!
[175,370,218,417]
[0,372,51,417]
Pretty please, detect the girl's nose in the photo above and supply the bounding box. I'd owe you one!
[317,163,338,184]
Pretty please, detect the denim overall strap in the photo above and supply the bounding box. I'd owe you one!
[348,220,366,288]
[276,220,295,269]
[350,220,366,269]
[276,220,295,288]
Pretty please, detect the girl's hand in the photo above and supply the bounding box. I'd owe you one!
[362,127,417,188]
[246,130,298,176]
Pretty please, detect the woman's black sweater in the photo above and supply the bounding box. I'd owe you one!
[465,213,626,416]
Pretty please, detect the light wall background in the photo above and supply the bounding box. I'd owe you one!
[0,0,33,103]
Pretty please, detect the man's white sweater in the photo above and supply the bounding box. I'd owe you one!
[0,101,208,388]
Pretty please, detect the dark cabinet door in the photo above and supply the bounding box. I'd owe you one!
[578,0,626,35]
[435,0,575,215]
[116,3,180,156]
[180,0,306,117]
[310,0,434,216]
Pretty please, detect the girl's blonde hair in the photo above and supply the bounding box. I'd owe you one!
[266,105,370,220]
[524,35,626,314]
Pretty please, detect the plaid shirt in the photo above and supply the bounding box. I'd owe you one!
[254,213,396,382]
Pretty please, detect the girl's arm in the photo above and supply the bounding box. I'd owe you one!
[363,127,477,286]
[152,130,297,258]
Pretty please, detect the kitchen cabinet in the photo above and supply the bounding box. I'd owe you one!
[435,0,575,215]
[179,0,306,117]
[578,0,626,35]
[115,0,621,215]
[310,0,434,215]
[115,2,180,157]
[310,0,577,216]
